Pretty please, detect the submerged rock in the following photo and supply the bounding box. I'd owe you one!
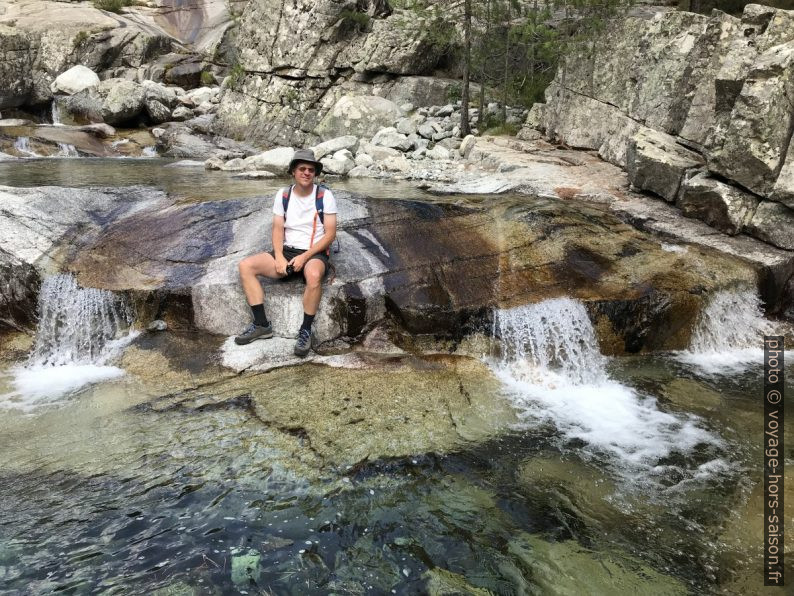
[153,355,517,468]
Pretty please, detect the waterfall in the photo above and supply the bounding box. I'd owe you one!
[494,298,607,385]
[2,274,137,410]
[57,143,79,157]
[677,287,775,374]
[690,288,772,351]
[51,101,62,125]
[14,137,38,157]
[141,146,157,157]
[29,274,135,366]
[491,297,717,479]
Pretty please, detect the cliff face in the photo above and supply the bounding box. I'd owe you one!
[212,0,452,147]
[530,4,794,251]
[0,0,247,110]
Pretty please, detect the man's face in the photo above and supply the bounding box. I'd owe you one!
[293,162,316,185]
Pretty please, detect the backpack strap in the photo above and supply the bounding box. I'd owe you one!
[315,186,325,225]
[281,185,293,221]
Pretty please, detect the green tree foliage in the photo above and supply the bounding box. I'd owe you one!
[393,1,636,131]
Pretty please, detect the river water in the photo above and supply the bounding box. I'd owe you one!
[0,159,791,594]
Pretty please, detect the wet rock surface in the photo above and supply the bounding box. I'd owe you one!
[0,177,770,358]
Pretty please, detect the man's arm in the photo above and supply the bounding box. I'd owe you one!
[272,214,288,275]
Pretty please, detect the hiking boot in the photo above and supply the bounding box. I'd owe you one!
[294,328,312,357]
[234,322,273,345]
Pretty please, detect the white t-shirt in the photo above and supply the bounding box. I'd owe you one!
[272,185,338,250]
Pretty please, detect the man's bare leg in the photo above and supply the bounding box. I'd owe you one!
[302,259,326,316]
[235,252,282,344]
[238,252,280,305]
[294,259,326,357]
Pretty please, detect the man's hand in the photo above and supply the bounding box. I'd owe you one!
[275,254,289,276]
[289,252,309,272]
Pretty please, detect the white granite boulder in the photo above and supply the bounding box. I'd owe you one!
[50,65,100,96]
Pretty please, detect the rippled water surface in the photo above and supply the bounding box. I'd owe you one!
[0,158,434,203]
[0,355,789,594]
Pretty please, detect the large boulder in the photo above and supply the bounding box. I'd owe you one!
[0,24,35,108]
[243,146,294,172]
[311,135,359,160]
[745,201,794,251]
[316,96,402,141]
[321,150,355,175]
[50,65,100,96]
[626,128,704,201]
[708,41,794,197]
[1,180,789,359]
[371,127,412,152]
[98,79,147,125]
[676,172,759,235]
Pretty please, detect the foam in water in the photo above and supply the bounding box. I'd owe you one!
[57,143,79,157]
[491,298,718,480]
[676,288,774,375]
[0,274,136,410]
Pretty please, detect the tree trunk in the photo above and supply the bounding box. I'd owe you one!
[501,2,511,124]
[460,0,472,137]
[478,0,491,129]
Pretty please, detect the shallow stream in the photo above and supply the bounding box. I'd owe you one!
[0,159,791,594]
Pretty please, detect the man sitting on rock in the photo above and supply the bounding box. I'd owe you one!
[235,149,338,357]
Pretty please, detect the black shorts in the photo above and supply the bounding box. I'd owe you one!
[270,246,330,281]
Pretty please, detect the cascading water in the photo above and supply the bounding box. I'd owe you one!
[1,274,137,409]
[14,136,37,157]
[494,298,607,386]
[677,287,775,374]
[491,298,719,481]
[57,143,79,157]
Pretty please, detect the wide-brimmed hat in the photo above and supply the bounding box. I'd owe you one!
[288,148,323,175]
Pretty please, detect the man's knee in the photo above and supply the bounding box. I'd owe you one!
[304,264,324,287]
[238,258,253,277]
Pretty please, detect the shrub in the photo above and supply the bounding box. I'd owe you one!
[226,63,245,87]
[483,122,521,137]
[200,71,215,86]
[73,31,89,47]
[92,0,132,13]
[339,9,371,33]
[446,84,462,102]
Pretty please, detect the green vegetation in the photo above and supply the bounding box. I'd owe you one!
[393,1,638,135]
[483,122,522,136]
[73,30,89,47]
[200,71,215,86]
[446,83,462,102]
[339,9,371,33]
[226,63,245,87]
[92,0,133,13]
